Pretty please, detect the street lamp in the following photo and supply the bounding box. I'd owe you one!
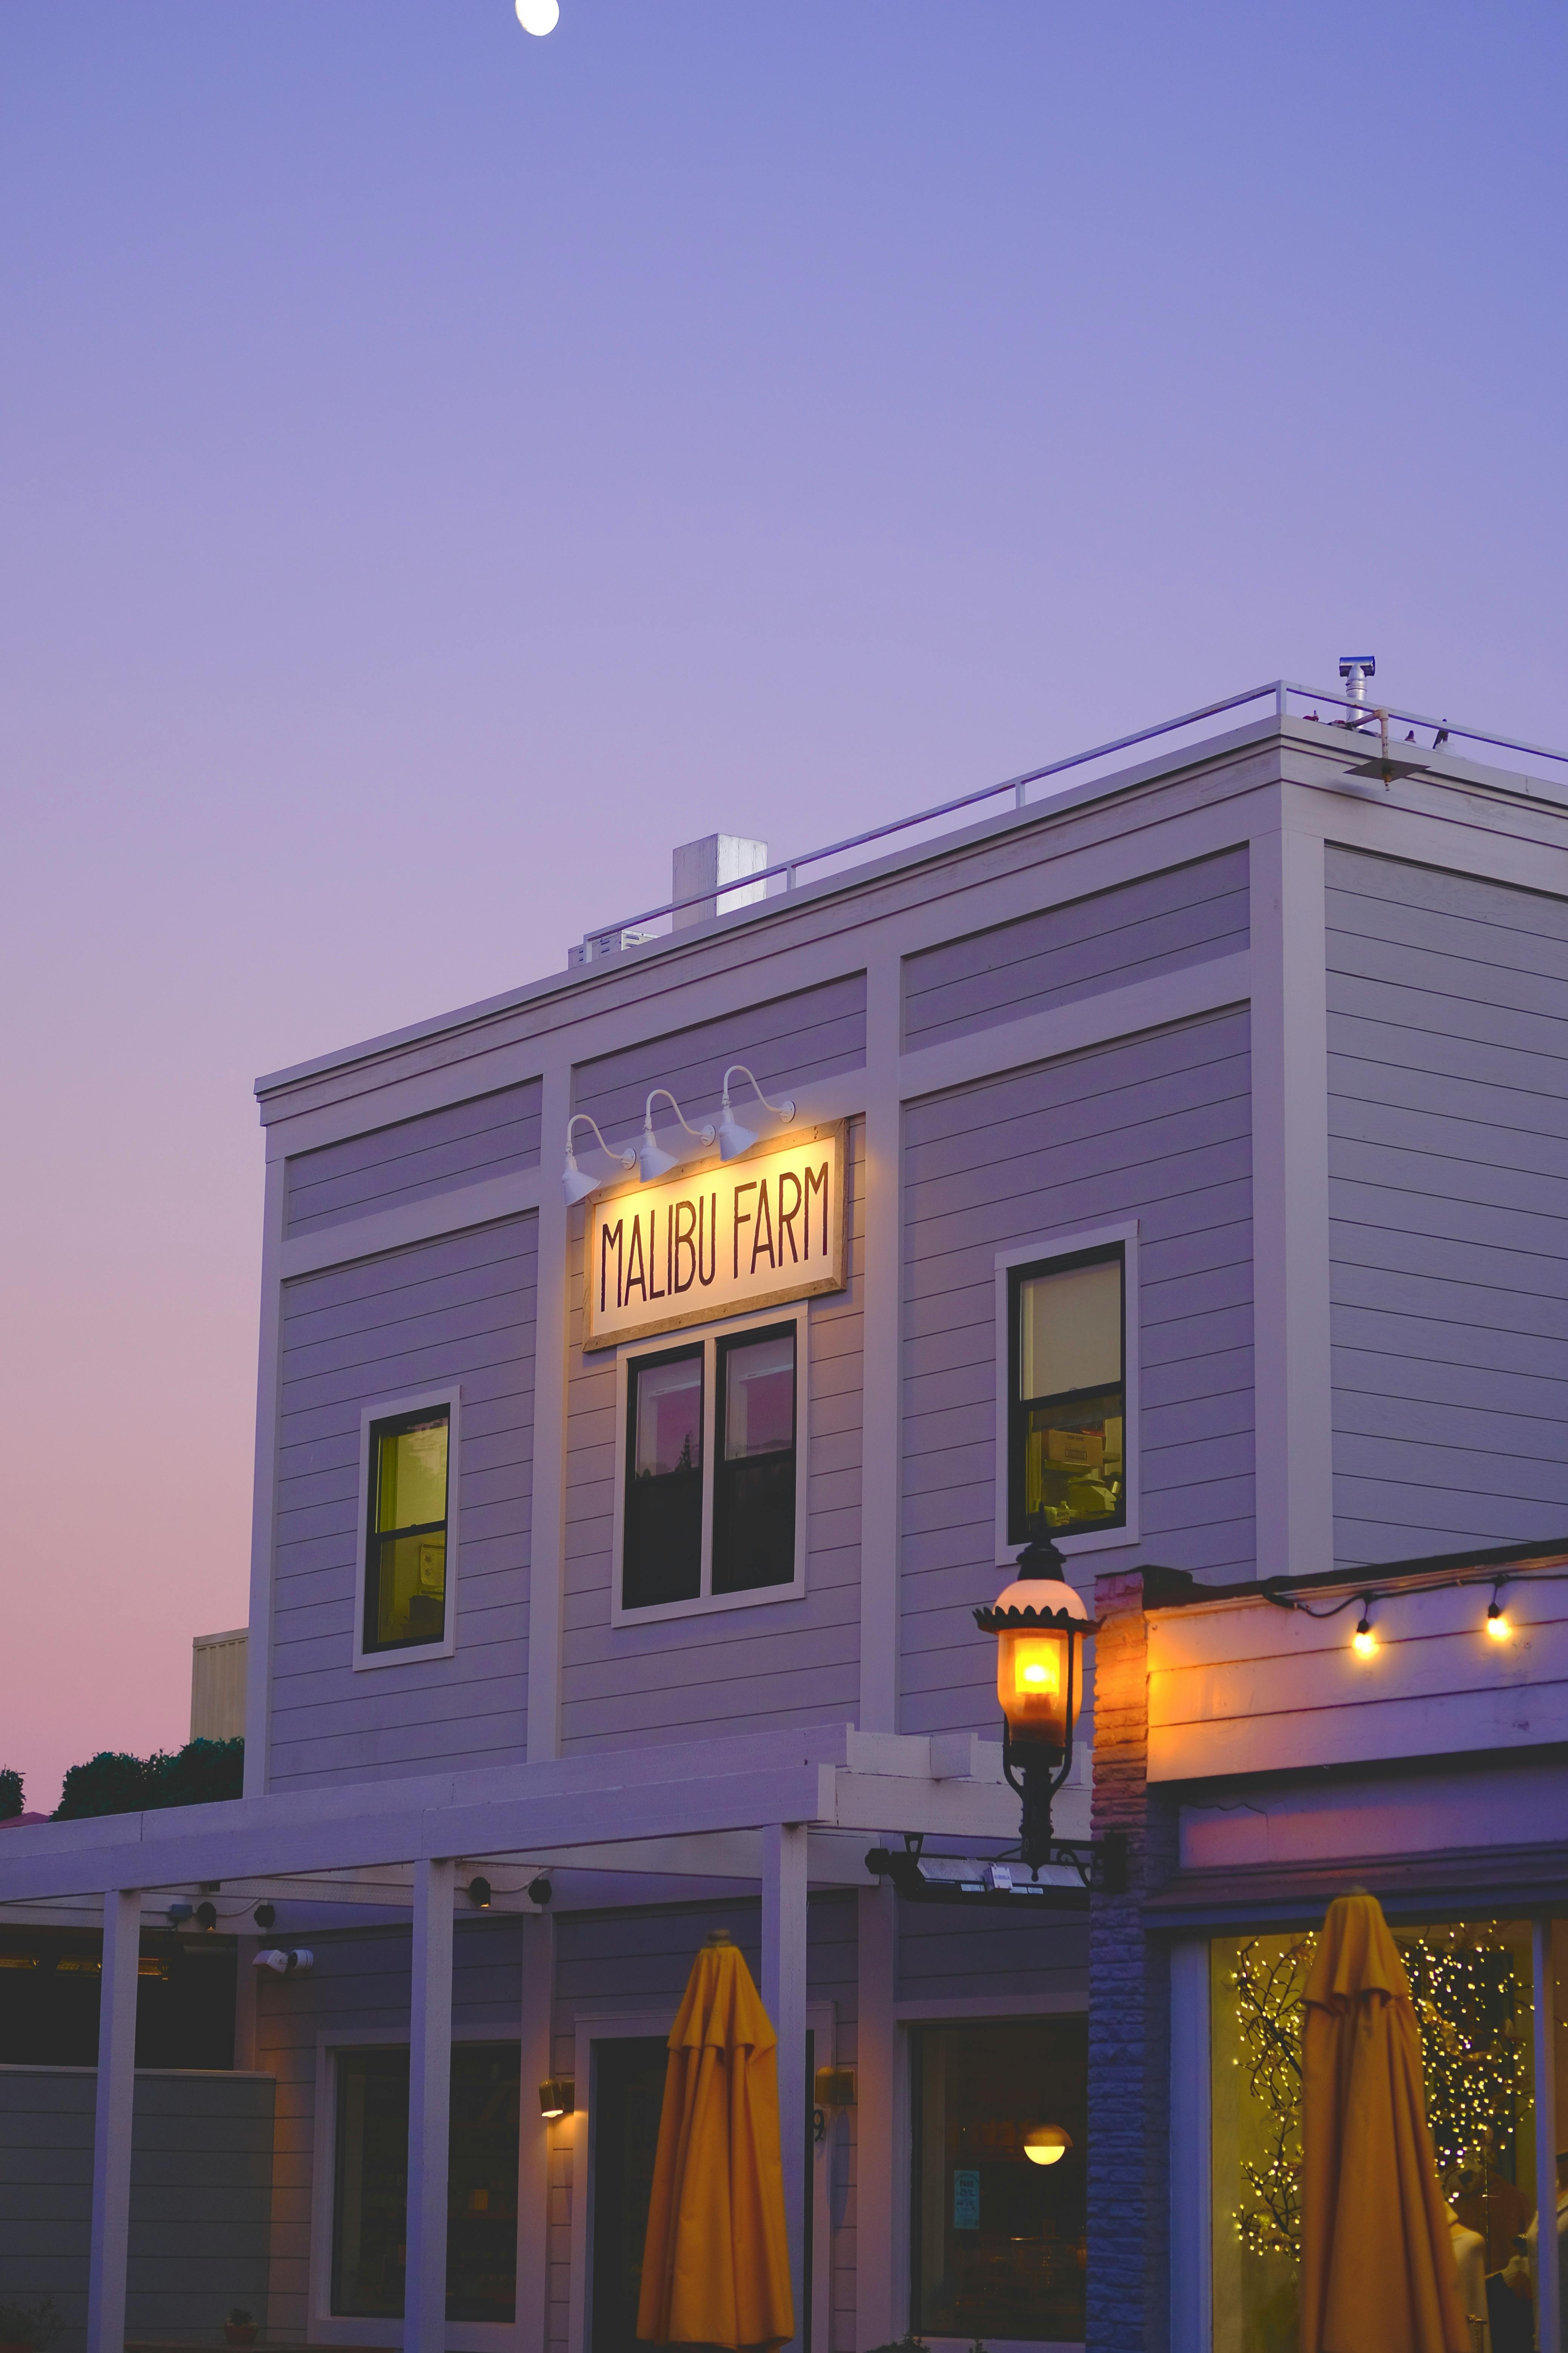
[974,1536,1096,1872]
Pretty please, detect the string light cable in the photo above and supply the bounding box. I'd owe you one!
[1259,1559,1568,1653]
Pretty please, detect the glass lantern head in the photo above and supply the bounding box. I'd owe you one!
[973,1538,1094,1757]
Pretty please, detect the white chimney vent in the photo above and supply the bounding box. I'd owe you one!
[672,835,768,931]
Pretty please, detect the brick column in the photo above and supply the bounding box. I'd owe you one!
[1086,1567,1181,2353]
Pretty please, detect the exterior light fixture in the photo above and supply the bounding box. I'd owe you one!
[528,1874,553,1908]
[563,1114,635,1208]
[974,1536,1101,1875]
[814,2067,856,2108]
[253,1903,276,1930]
[1024,2124,1073,2167]
[195,1901,218,1931]
[467,1877,492,1911]
[538,2077,574,2120]
[167,1901,193,1927]
[1352,1600,1377,1659]
[637,1089,716,1182]
[1487,1587,1511,1641]
[716,1064,796,1162]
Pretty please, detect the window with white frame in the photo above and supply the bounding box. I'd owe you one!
[1004,1239,1129,1546]
[354,1386,460,1666]
[616,1310,805,1619]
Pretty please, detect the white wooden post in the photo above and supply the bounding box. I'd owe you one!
[405,1858,455,2353]
[1535,1919,1560,2353]
[86,1888,141,2353]
[516,1907,556,2353]
[762,1824,809,2353]
[855,1877,898,2350]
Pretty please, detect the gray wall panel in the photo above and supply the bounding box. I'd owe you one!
[270,1217,536,1791]
[0,2068,275,2353]
[903,847,1248,1051]
[286,1081,542,1237]
[1326,847,1568,1567]
[900,1008,1255,1738]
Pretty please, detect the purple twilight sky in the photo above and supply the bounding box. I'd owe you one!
[2,1,1565,1810]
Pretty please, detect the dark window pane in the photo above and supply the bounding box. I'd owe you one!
[365,1407,450,1651]
[624,1348,703,1608]
[331,2042,521,2323]
[912,2019,1088,2345]
[713,1326,796,1594]
[590,2038,670,2353]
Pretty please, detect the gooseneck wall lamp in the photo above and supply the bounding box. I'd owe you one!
[717,1064,796,1162]
[637,1089,717,1182]
[562,1114,636,1208]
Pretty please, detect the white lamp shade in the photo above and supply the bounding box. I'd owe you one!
[638,1136,680,1182]
[563,1157,599,1207]
[717,1114,755,1162]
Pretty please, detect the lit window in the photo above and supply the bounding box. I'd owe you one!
[364,1407,450,1653]
[620,1319,802,1614]
[1008,1247,1125,1541]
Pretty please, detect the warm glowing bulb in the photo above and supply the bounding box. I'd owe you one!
[1352,1624,1377,1659]
[1024,2125,1072,2166]
[1012,1640,1059,1699]
[516,0,560,31]
[1487,1607,1511,1641]
[1022,1662,1048,1686]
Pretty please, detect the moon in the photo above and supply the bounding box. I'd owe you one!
[515,0,560,31]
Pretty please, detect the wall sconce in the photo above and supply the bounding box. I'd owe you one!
[563,1114,635,1208]
[814,2067,855,2108]
[637,1089,716,1182]
[253,1903,276,1930]
[1024,2124,1072,2167]
[528,1874,553,1908]
[717,1065,796,1162]
[539,2077,575,2120]
[467,1877,492,1911]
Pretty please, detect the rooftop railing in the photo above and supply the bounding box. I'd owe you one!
[575,677,1568,961]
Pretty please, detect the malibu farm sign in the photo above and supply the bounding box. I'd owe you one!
[584,1123,847,1348]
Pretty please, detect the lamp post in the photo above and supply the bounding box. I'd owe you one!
[973,1535,1097,1873]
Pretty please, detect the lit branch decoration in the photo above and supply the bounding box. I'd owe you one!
[1230,1930,1525,2265]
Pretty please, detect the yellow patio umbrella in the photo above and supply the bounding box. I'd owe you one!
[1300,1891,1470,2353]
[637,1930,795,2352]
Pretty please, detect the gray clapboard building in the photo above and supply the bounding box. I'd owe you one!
[3,677,1567,2353]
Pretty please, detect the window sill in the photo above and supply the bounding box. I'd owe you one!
[350,1633,456,1672]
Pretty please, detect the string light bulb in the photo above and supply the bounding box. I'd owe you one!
[1487,1590,1511,1641]
[1352,1601,1377,1659]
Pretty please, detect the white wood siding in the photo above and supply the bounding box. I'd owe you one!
[269,1216,536,1791]
[558,1125,863,1756]
[572,974,867,1140]
[284,1081,543,1239]
[1325,848,1568,1567]
[895,1908,1088,2008]
[901,1007,1255,1739]
[903,846,1248,1052]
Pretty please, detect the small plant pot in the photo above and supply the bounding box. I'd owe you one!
[224,2327,259,2348]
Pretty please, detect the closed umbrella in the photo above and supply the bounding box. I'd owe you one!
[1301,1891,1470,2353]
[637,1930,795,2353]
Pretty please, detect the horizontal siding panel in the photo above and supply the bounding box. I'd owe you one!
[574,974,866,1140]
[1327,848,1568,1570]
[286,1079,542,1237]
[904,847,1248,1050]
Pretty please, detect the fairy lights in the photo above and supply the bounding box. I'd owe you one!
[1228,1923,1528,2266]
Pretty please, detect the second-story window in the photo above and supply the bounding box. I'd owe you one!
[364,1405,451,1653]
[620,1316,803,1618]
[1007,1246,1125,1542]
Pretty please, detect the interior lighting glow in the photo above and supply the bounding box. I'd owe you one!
[1024,2124,1072,2166]
[516,0,560,33]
